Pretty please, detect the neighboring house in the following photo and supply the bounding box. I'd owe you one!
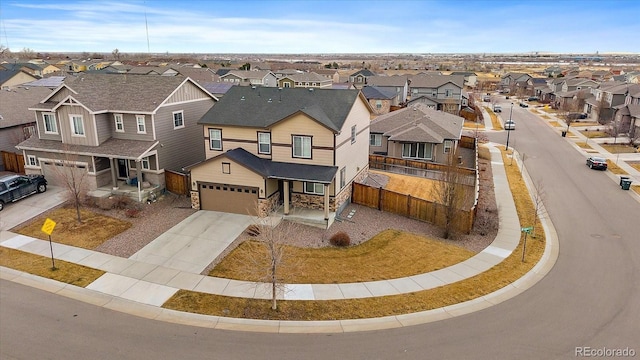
[369,103,463,165]
[543,66,563,77]
[612,84,640,138]
[365,75,408,105]
[16,73,218,199]
[348,69,376,87]
[407,74,464,115]
[361,86,397,115]
[314,69,341,83]
[499,72,532,93]
[0,70,38,89]
[1,63,44,77]
[0,87,53,171]
[277,72,332,89]
[22,76,67,89]
[219,70,277,87]
[450,71,478,88]
[187,86,373,227]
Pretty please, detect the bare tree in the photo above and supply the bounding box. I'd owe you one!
[431,152,474,239]
[47,149,90,222]
[112,48,121,60]
[239,204,301,310]
[529,180,547,238]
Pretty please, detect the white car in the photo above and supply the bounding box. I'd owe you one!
[504,121,515,130]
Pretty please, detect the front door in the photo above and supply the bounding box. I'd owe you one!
[117,159,129,179]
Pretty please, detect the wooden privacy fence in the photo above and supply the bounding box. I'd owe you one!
[1,151,25,174]
[352,182,475,234]
[369,155,476,186]
[165,169,189,195]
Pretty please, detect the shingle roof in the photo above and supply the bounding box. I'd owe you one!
[361,86,397,100]
[52,73,196,113]
[16,136,158,160]
[281,72,330,83]
[220,70,273,80]
[198,86,361,132]
[370,103,463,144]
[190,148,337,183]
[409,74,464,88]
[0,87,53,128]
[366,75,407,87]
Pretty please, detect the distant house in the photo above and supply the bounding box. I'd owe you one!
[277,72,332,89]
[349,69,376,87]
[369,103,463,165]
[450,71,478,88]
[365,75,408,105]
[22,76,67,89]
[219,70,277,87]
[361,86,397,115]
[613,83,640,139]
[0,87,53,171]
[16,74,218,198]
[187,86,373,226]
[499,72,532,93]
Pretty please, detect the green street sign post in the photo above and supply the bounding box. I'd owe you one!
[521,227,533,262]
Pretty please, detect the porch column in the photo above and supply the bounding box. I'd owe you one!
[110,158,118,190]
[135,160,142,202]
[323,184,329,220]
[283,180,290,215]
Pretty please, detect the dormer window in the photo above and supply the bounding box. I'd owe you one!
[43,113,58,134]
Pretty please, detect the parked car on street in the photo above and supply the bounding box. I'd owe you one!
[504,120,516,130]
[0,174,48,211]
[586,156,607,170]
[519,102,529,108]
[493,104,502,112]
[528,96,539,101]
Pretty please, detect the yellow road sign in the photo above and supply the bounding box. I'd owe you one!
[41,218,57,235]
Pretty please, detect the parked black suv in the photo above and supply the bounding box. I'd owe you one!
[0,174,48,211]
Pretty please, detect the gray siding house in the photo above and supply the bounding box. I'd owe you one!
[16,73,217,198]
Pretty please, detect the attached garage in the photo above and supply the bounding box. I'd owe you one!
[199,182,259,215]
[39,160,88,187]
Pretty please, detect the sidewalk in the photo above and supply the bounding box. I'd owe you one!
[0,145,559,333]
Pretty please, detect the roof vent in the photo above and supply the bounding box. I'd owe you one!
[267,98,272,103]
[251,85,256,89]
[308,88,314,92]
[240,96,245,101]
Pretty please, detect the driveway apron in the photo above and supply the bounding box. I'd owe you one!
[128,210,253,273]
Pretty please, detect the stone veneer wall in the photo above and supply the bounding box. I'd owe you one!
[258,192,280,217]
[190,191,200,209]
[291,165,370,212]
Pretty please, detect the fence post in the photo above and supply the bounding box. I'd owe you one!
[407,194,411,217]
[378,187,383,210]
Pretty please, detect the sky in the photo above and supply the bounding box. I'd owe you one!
[1,0,639,55]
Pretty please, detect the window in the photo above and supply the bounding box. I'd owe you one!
[283,82,290,88]
[27,155,38,166]
[209,129,222,150]
[370,134,382,146]
[222,162,230,174]
[141,157,150,170]
[376,100,382,109]
[114,114,124,132]
[402,143,432,160]
[258,132,271,154]
[444,140,453,153]
[445,89,452,97]
[292,135,311,158]
[70,115,84,136]
[304,182,324,195]
[351,125,357,144]
[340,167,346,189]
[173,110,184,129]
[136,115,146,134]
[43,113,57,134]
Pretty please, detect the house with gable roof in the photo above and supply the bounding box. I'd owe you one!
[186,86,373,227]
[368,103,463,165]
[407,74,465,115]
[15,73,217,199]
[364,75,408,105]
[219,70,277,87]
[277,72,332,89]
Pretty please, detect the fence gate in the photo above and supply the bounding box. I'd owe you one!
[1,151,25,174]
[165,170,189,195]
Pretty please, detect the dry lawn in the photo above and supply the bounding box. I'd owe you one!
[601,144,637,154]
[629,162,640,171]
[575,142,593,150]
[606,160,628,175]
[548,121,563,128]
[209,229,474,283]
[540,115,551,120]
[633,185,640,196]
[14,207,132,250]
[464,121,485,129]
[163,146,546,321]
[0,247,104,287]
[580,130,608,138]
[370,170,438,201]
[484,107,503,130]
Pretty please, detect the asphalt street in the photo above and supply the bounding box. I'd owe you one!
[1,104,639,359]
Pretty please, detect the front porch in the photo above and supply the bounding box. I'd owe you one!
[88,181,162,203]
[275,205,336,229]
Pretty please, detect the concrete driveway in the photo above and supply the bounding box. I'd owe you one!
[128,210,254,274]
[0,185,67,231]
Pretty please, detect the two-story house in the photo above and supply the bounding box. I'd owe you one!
[219,70,277,87]
[277,72,332,89]
[348,69,376,88]
[499,72,532,93]
[369,103,463,165]
[361,86,397,115]
[364,75,408,105]
[407,75,464,115]
[186,86,373,227]
[16,73,217,199]
[585,82,631,122]
[612,84,640,139]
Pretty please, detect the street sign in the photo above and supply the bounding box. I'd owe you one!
[41,218,57,235]
[521,226,533,234]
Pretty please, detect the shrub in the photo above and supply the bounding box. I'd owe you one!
[124,208,141,218]
[246,224,261,237]
[330,231,350,247]
[96,197,115,210]
[113,195,132,210]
